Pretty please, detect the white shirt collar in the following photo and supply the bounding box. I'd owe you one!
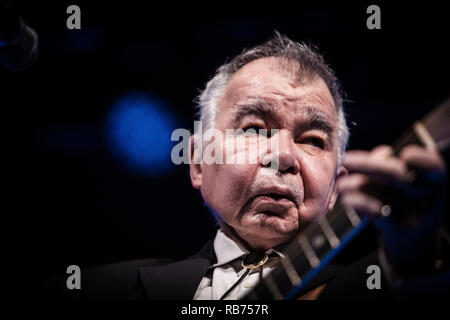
[211,228,285,268]
[212,229,249,268]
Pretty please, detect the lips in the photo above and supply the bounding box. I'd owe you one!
[250,186,297,208]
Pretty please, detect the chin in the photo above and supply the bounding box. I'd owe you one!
[247,215,299,247]
[256,210,299,230]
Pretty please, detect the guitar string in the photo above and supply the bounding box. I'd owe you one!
[423,99,450,126]
[419,99,450,143]
[390,100,450,152]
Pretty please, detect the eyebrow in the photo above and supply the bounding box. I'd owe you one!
[232,98,335,138]
[301,105,335,138]
[233,99,278,124]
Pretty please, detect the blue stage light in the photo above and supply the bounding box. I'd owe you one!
[106,92,177,176]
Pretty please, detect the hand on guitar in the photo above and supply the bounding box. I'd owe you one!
[337,144,447,280]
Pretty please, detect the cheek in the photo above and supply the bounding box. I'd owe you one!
[202,136,265,212]
[300,154,336,220]
[224,135,267,165]
[201,162,258,222]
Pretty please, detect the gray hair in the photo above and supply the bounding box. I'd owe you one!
[195,31,349,165]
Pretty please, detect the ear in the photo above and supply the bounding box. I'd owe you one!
[328,165,348,211]
[189,135,202,189]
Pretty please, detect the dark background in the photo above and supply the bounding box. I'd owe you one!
[4,2,449,290]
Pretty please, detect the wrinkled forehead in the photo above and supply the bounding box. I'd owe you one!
[218,57,337,123]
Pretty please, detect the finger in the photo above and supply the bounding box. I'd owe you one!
[337,173,393,194]
[372,144,395,157]
[337,174,370,193]
[343,149,408,183]
[344,145,393,159]
[399,145,446,173]
[340,190,386,218]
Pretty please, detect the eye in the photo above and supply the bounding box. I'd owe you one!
[241,125,265,134]
[300,137,325,149]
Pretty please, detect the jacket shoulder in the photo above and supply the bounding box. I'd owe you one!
[39,257,174,300]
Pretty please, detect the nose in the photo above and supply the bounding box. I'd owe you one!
[261,130,300,174]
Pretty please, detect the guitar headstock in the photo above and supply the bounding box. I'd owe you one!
[394,97,450,153]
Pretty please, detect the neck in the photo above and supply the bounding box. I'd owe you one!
[222,224,256,251]
[221,223,293,252]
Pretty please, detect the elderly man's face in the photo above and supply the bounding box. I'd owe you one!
[190,57,344,250]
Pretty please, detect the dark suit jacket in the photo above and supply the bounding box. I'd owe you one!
[41,240,448,300]
[39,239,398,300]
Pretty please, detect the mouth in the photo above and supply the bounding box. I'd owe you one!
[250,186,298,208]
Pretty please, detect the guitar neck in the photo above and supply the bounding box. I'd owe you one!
[243,97,450,300]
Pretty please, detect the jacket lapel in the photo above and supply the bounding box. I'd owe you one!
[137,238,345,300]
[138,240,215,299]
